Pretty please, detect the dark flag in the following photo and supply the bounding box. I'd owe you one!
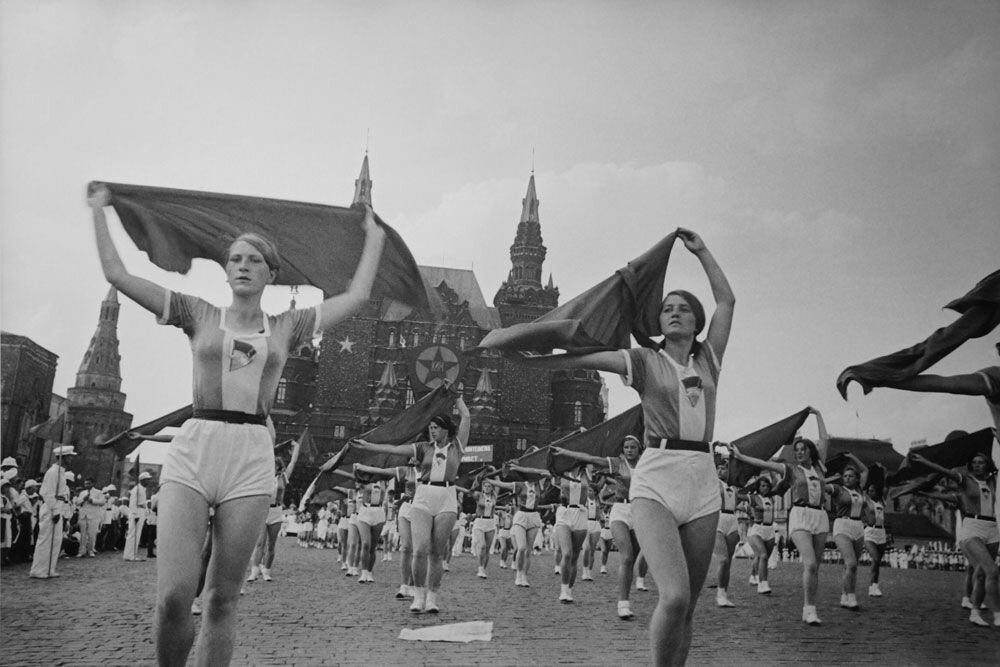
[96,405,193,458]
[477,232,678,355]
[886,427,995,488]
[547,406,645,476]
[725,408,812,487]
[90,181,441,319]
[837,270,1000,398]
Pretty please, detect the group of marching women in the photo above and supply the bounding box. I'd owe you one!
[88,175,998,667]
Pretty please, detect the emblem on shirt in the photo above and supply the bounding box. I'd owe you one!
[682,375,703,407]
[229,339,257,371]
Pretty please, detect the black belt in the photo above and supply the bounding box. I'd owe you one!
[721,510,735,515]
[760,522,773,527]
[567,504,582,509]
[967,514,996,522]
[793,502,822,510]
[192,409,267,425]
[269,503,278,508]
[646,437,711,453]
[425,481,453,487]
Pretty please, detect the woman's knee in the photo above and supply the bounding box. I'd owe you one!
[656,588,690,619]
[157,588,193,625]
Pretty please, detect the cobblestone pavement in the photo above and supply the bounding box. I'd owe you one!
[2,540,999,665]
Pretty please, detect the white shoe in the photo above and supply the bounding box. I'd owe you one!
[246,566,259,582]
[499,561,507,569]
[358,570,369,583]
[757,581,772,595]
[802,606,822,626]
[748,574,759,585]
[190,599,202,615]
[425,590,439,614]
[868,583,882,597]
[477,567,487,579]
[635,577,648,591]
[559,584,574,604]
[396,585,409,599]
[442,562,450,572]
[841,593,860,610]
[969,609,989,627]
[410,588,426,613]
[961,596,973,609]
[340,563,348,571]
[260,567,273,582]
[554,565,561,574]
[600,565,608,575]
[239,584,246,596]
[581,569,593,581]
[716,590,735,607]
[617,600,634,619]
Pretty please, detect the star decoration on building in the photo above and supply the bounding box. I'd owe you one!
[414,345,461,389]
[338,336,355,353]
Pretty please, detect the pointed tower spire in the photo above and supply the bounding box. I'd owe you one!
[352,153,373,206]
[76,287,123,391]
[519,173,539,224]
[368,360,400,421]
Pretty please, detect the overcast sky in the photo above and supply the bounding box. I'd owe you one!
[2,1,998,465]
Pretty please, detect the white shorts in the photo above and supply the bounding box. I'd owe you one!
[265,506,284,525]
[958,517,1000,546]
[336,517,349,531]
[498,528,511,539]
[587,519,601,534]
[717,512,739,537]
[357,506,386,527]
[629,449,720,525]
[556,506,588,532]
[833,517,865,542]
[398,501,412,522]
[600,527,612,540]
[410,484,458,518]
[554,505,566,524]
[864,526,887,545]
[748,523,775,542]
[788,506,830,536]
[608,502,633,530]
[512,510,543,531]
[161,419,274,506]
[348,514,358,528]
[473,517,497,534]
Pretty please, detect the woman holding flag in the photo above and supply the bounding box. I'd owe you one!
[89,184,386,666]
[521,228,735,663]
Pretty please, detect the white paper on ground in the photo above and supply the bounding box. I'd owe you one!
[398,621,493,643]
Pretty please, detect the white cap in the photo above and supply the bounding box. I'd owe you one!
[138,471,153,481]
[52,446,77,457]
[24,479,40,488]
[102,484,117,493]
[1,456,18,467]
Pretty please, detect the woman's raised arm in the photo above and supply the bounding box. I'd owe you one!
[677,228,735,361]
[315,205,387,331]
[90,185,167,316]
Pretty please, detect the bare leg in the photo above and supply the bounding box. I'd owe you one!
[263,522,280,569]
[610,521,637,601]
[409,509,433,588]
[398,517,413,587]
[834,534,861,598]
[632,499,717,666]
[790,530,826,607]
[962,539,1000,612]
[194,494,270,667]
[428,512,457,592]
[155,483,210,667]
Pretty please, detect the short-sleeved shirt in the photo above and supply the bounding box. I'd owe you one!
[412,440,463,484]
[783,463,825,507]
[158,290,320,416]
[620,344,720,442]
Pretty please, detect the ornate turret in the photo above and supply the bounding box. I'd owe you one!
[65,288,132,486]
[493,173,560,325]
[469,368,498,423]
[368,360,400,422]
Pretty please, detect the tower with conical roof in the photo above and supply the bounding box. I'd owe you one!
[66,288,133,486]
[353,153,373,207]
[493,173,559,325]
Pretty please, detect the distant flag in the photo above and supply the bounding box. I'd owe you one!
[29,413,65,443]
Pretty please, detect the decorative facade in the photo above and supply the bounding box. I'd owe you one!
[0,332,59,476]
[270,158,606,494]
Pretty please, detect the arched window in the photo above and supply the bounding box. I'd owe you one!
[276,378,287,403]
[573,401,583,426]
[388,329,397,347]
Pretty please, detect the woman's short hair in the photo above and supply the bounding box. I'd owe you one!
[793,437,821,466]
[968,452,997,473]
[228,233,280,276]
[663,290,706,334]
[428,414,457,438]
